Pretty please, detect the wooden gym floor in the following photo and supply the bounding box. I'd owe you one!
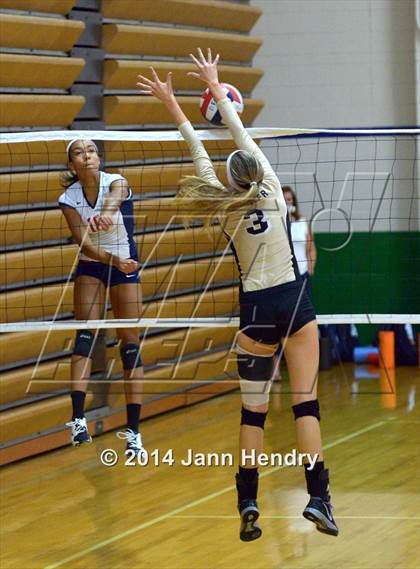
[1,364,419,569]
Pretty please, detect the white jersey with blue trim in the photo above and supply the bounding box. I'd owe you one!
[178,98,296,293]
[58,171,135,262]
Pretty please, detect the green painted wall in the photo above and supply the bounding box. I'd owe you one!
[311,231,420,344]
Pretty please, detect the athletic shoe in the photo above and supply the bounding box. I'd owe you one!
[303,496,339,536]
[117,428,146,458]
[66,417,92,446]
[238,499,262,542]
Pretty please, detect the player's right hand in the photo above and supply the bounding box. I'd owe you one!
[115,258,139,274]
[136,67,174,103]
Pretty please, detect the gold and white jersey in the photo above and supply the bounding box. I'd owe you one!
[179,98,297,293]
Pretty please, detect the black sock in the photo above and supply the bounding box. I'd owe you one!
[236,467,259,501]
[126,403,141,433]
[304,461,330,500]
[71,390,86,420]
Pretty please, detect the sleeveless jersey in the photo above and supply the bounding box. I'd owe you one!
[58,171,137,262]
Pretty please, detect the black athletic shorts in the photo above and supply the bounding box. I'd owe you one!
[75,260,140,287]
[239,279,316,345]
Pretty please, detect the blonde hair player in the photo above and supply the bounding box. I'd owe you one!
[59,139,145,458]
[137,48,338,541]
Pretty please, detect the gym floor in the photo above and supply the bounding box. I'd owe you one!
[1,363,418,569]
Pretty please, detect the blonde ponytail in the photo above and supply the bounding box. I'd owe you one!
[175,150,264,227]
[175,175,260,227]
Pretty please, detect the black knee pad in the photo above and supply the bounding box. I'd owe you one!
[120,343,142,371]
[74,330,94,358]
[292,399,320,421]
[241,406,268,429]
[237,353,273,382]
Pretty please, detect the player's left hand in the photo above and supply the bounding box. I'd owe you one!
[87,214,113,232]
[188,48,220,85]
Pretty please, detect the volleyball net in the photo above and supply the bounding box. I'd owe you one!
[1,127,419,333]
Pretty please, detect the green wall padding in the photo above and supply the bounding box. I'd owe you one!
[311,231,419,344]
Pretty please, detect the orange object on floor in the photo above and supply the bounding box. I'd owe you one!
[379,331,395,370]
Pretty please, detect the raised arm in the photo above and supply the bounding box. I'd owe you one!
[189,48,279,187]
[136,68,224,189]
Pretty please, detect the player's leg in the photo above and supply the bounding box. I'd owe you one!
[283,319,339,536]
[109,281,145,457]
[235,330,277,542]
[67,274,105,446]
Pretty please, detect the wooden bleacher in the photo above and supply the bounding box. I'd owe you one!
[102,24,261,62]
[0,54,85,89]
[0,13,84,51]
[102,0,261,33]
[0,0,76,14]
[104,61,263,93]
[101,7,264,129]
[0,6,85,130]
[104,96,264,127]
[0,94,85,128]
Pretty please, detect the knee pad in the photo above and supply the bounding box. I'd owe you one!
[237,348,273,406]
[120,343,142,371]
[292,399,320,421]
[239,378,272,407]
[74,330,94,358]
[237,350,273,382]
[241,406,267,429]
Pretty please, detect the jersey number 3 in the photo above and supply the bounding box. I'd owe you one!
[244,209,269,235]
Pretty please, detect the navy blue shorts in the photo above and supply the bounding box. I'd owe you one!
[75,260,140,287]
[239,279,316,345]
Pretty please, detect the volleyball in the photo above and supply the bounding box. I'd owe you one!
[200,83,244,126]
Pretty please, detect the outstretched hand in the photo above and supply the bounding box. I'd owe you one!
[188,48,220,86]
[137,67,174,103]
